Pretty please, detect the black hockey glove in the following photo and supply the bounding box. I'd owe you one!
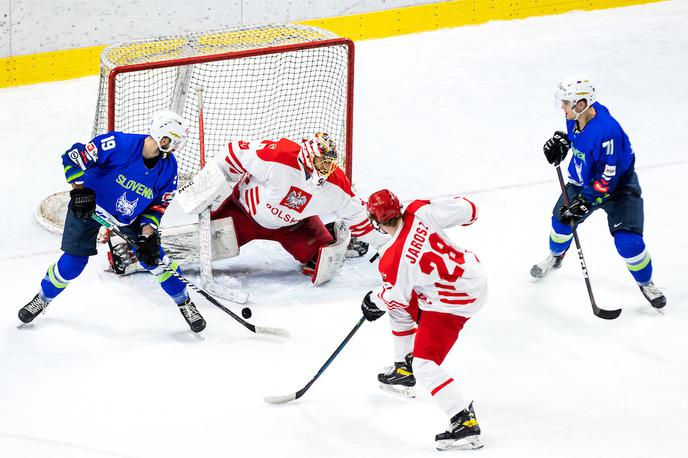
[543,131,571,165]
[361,291,385,322]
[559,195,591,225]
[137,232,161,266]
[69,187,96,219]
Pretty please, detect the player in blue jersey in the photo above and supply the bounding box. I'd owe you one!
[531,76,666,309]
[18,110,207,332]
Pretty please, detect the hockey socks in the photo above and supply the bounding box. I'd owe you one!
[614,230,652,284]
[414,357,467,418]
[40,253,89,301]
[548,216,573,255]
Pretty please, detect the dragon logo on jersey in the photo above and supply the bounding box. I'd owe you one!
[115,192,139,217]
[280,186,312,213]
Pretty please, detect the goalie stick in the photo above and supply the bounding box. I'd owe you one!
[91,212,289,337]
[264,316,366,404]
[196,87,249,304]
[555,162,622,320]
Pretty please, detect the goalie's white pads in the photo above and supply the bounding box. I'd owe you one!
[162,216,239,265]
[312,221,351,287]
[176,157,233,214]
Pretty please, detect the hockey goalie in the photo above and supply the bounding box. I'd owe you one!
[174,132,388,285]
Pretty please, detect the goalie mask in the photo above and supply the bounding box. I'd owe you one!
[555,75,596,119]
[367,189,402,231]
[149,110,190,156]
[300,132,339,186]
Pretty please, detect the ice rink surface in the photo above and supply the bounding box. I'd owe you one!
[2,1,687,456]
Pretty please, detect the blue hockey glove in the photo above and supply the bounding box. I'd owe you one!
[361,291,385,322]
[543,131,571,165]
[559,195,591,225]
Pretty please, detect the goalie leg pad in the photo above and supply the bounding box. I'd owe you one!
[160,216,239,266]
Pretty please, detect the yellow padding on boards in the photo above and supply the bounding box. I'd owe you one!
[0,45,104,88]
[299,0,664,40]
[0,0,664,88]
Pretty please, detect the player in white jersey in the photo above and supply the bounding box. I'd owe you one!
[176,132,387,282]
[360,189,487,451]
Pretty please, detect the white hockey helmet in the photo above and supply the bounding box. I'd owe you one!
[149,110,190,153]
[555,75,596,117]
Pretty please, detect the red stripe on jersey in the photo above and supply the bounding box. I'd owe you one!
[406,199,431,216]
[351,222,374,237]
[376,290,409,311]
[150,205,165,213]
[435,282,456,290]
[254,186,260,206]
[462,197,477,225]
[350,218,371,231]
[229,167,240,175]
[392,328,417,337]
[431,378,454,396]
[440,297,476,305]
[243,189,252,215]
[438,290,470,297]
[227,143,247,174]
[250,188,257,215]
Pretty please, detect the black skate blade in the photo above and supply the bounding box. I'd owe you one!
[436,435,483,451]
[379,383,416,398]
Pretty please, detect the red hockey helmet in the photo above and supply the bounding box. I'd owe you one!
[367,189,402,227]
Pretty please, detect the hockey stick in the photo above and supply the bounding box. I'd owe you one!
[555,163,622,320]
[196,87,250,306]
[91,212,289,337]
[264,316,366,404]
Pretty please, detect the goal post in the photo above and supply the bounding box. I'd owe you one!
[38,23,355,234]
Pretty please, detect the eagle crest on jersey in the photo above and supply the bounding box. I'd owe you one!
[116,192,139,217]
[280,186,313,213]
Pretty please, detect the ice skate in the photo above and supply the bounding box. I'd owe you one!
[639,281,666,309]
[18,294,49,324]
[436,402,483,451]
[178,298,206,332]
[530,252,565,279]
[378,353,416,398]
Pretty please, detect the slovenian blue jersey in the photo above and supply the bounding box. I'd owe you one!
[565,102,635,205]
[61,132,178,228]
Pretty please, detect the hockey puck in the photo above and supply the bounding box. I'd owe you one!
[241,307,252,319]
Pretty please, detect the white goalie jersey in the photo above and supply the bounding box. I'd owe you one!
[372,197,487,319]
[177,137,387,248]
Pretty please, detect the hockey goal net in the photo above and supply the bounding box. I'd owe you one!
[37,23,354,233]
